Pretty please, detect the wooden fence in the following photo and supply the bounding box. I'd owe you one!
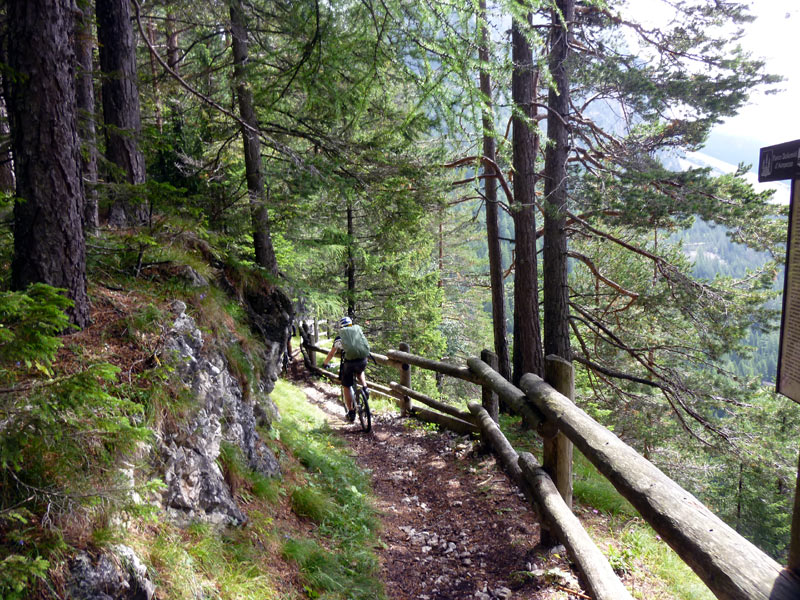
[300,336,800,600]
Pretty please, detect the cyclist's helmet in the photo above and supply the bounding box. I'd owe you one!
[339,316,353,328]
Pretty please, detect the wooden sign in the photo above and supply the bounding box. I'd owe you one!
[759,139,800,183]
[777,180,800,403]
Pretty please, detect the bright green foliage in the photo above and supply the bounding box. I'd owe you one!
[0,283,73,376]
[0,285,151,597]
[0,547,50,600]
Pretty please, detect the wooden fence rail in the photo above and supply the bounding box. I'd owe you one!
[300,337,800,600]
[468,403,632,600]
[518,372,800,600]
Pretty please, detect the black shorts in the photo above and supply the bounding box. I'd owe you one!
[340,358,368,387]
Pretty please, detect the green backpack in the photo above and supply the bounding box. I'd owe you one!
[339,325,370,360]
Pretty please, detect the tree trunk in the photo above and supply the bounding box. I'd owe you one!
[5,0,89,328]
[147,17,164,133]
[96,0,148,226]
[0,91,15,193]
[75,3,99,232]
[166,13,181,73]
[542,0,573,359]
[230,0,279,276]
[347,199,356,318]
[480,0,511,382]
[511,12,544,384]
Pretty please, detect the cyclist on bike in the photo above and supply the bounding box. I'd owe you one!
[322,316,370,422]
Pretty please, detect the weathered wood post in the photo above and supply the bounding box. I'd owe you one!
[301,322,315,368]
[312,314,319,367]
[543,355,574,509]
[790,450,800,575]
[481,349,499,422]
[399,341,412,416]
[758,142,800,576]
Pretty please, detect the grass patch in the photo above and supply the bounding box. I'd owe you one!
[290,485,336,523]
[271,379,385,600]
[146,522,282,600]
[573,452,636,516]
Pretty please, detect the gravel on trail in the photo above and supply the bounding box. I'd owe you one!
[298,374,587,600]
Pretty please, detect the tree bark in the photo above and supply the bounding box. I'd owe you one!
[542,0,573,359]
[5,0,89,328]
[0,91,15,193]
[347,198,356,317]
[75,3,99,231]
[147,17,163,134]
[511,12,544,384]
[480,0,511,382]
[230,0,279,276]
[96,0,148,226]
[166,13,181,73]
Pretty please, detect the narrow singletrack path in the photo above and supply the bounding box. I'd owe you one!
[292,366,584,600]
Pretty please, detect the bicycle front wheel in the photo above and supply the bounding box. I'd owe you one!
[357,389,371,433]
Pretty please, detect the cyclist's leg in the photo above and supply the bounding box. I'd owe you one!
[340,361,357,421]
[353,358,369,397]
[342,384,354,411]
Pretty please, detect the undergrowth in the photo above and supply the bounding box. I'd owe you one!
[111,378,383,600]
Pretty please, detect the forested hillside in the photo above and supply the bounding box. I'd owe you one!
[1,0,798,597]
[680,219,783,382]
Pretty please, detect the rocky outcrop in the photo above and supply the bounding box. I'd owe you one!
[242,286,293,395]
[68,545,155,600]
[158,301,280,527]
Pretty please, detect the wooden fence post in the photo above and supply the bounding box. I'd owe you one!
[399,341,412,416]
[481,349,499,423]
[301,322,315,368]
[312,315,319,367]
[544,355,574,510]
[789,449,800,575]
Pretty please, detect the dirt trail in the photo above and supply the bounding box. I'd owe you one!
[294,369,585,600]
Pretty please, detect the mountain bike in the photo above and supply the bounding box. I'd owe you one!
[351,379,371,432]
[327,362,371,433]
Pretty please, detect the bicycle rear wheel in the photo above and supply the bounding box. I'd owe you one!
[356,388,371,432]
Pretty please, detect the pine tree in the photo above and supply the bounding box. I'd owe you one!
[5,0,90,328]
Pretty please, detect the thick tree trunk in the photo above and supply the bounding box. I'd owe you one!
[5,0,89,328]
[75,4,99,231]
[542,0,573,359]
[96,0,148,226]
[511,13,544,384]
[346,199,356,318]
[0,92,15,193]
[230,0,279,276]
[480,0,511,382]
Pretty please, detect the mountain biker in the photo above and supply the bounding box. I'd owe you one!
[322,316,371,422]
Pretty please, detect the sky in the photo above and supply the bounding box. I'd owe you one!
[715,1,799,148]
[618,0,797,180]
[672,1,798,198]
